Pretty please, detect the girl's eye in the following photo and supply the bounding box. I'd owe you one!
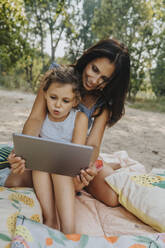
[63,99,70,103]
[92,65,99,73]
[50,96,56,100]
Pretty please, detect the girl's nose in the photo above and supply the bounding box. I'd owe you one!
[55,100,61,108]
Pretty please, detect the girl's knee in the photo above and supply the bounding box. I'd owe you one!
[5,176,23,187]
[5,171,32,188]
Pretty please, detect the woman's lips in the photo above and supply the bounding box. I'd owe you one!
[85,79,94,89]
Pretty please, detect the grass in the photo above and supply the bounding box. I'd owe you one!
[127,96,165,113]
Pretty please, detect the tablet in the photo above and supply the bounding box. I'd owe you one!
[13,133,93,177]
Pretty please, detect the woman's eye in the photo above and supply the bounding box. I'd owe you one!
[92,65,99,73]
[102,76,108,82]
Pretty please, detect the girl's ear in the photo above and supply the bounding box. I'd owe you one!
[73,98,79,108]
[43,91,47,100]
[73,95,81,108]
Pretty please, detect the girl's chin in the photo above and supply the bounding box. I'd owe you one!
[48,113,61,121]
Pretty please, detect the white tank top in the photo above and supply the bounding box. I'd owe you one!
[40,109,78,143]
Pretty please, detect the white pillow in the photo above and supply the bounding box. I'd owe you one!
[105,169,165,232]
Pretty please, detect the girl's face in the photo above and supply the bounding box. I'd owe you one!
[82,57,115,91]
[45,82,77,122]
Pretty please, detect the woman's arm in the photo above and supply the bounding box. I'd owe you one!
[72,111,97,191]
[71,111,88,144]
[86,108,109,163]
[8,84,47,174]
[22,84,47,136]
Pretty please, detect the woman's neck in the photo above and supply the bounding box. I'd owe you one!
[81,94,98,109]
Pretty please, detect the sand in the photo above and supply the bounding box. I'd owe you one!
[0,88,165,172]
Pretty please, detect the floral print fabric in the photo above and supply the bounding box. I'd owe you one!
[0,187,42,248]
[11,215,165,248]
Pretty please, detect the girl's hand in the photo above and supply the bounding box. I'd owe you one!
[8,151,26,175]
[73,164,97,192]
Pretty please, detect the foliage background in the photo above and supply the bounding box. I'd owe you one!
[0,0,165,101]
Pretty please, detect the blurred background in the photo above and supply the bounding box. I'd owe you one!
[0,0,165,111]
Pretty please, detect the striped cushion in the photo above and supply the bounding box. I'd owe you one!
[0,145,13,169]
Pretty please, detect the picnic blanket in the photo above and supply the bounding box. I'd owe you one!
[0,150,164,247]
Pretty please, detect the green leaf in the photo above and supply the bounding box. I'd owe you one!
[152,181,165,188]
[156,173,165,177]
[12,199,19,204]
[18,191,32,195]
[11,202,20,209]
[47,229,66,245]
[79,235,89,248]
[134,236,154,243]
[38,242,42,248]
[134,236,161,248]
[0,233,12,241]
[8,189,20,193]
[8,188,32,194]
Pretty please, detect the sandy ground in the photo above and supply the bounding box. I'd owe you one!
[0,88,165,172]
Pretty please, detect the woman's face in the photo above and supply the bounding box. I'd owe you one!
[82,57,115,91]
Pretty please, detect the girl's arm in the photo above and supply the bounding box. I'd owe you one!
[86,108,109,163]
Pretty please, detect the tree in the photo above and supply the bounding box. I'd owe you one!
[149,0,165,97]
[0,0,26,71]
[24,0,47,68]
[24,0,73,65]
[92,0,161,98]
[64,0,100,63]
[150,28,165,97]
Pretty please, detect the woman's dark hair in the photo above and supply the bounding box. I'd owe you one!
[42,66,81,103]
[74,38,130,126]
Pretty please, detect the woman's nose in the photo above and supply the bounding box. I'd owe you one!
[91,75,100,85]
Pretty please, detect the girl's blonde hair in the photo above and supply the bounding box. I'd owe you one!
[41,66,81,103]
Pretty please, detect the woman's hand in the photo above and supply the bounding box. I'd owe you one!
[8,151,26,175]
[73,164,97,192]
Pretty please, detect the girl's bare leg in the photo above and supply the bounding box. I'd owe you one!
[86,166,119,207]
[51,174,75,234]
[5,170,33,187]
[32,170,57,229]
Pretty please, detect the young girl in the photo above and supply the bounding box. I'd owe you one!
[31,66,95,234]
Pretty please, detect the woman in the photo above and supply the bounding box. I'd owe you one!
[7,38,130,207]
